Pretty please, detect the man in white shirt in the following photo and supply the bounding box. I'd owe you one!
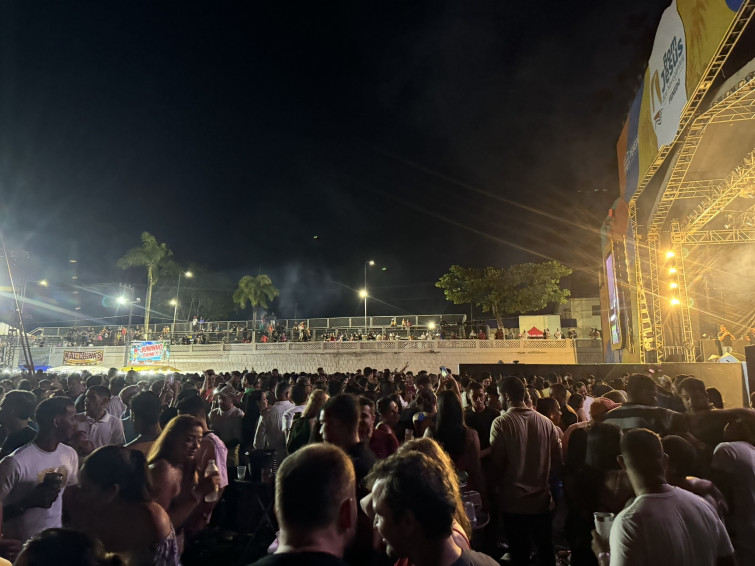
[281,382,309,435]
[254,381,294,464]
[592,428,735,566]
[0,397,79,546]
[72,385,126,457]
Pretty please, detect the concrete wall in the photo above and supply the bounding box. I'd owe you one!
[557,297,602,338]
[33,341,578,374]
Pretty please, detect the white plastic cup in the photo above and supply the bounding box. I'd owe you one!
[464,500,477,524]
[236,466,246,481]
[594,512,615,540]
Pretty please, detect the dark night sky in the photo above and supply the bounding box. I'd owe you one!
[0,1,670,324]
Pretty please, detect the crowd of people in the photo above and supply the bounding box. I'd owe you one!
[0,363,753,565]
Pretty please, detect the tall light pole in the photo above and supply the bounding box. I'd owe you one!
[171,271,192,339]
[363,260,374,332]
[19,280,48,316]
[118,291,140,367]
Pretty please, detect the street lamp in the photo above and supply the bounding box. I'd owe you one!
[118,292,141,366]
[363,260,375,331]
[19,280,49,316]
[171,271,193,339]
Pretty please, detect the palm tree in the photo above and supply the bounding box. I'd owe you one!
[232,274,279,326]
[117,232,172,339]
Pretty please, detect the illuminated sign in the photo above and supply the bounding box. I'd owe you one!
[63,350,105,366]
[129,341,170,365]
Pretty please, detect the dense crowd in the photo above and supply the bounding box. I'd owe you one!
[0,364,753,565]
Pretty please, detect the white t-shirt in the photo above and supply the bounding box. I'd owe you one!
[609,486,733,566]
[712,441,755,564]
[0,442,78,541]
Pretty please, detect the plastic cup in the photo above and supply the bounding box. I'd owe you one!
[594,512,614,540]
[236,466,246,481]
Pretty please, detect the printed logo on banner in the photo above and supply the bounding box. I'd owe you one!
[129,341,171,364]
[63,350,105,366]
[648,1,687,147]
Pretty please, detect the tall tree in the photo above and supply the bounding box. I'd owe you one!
[117,232,172,338]
[232,274,279,326]
[436,261,573,329]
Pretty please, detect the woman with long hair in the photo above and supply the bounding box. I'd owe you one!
[287,389,329,453]
[424,390,485,499]
[63,446,179,565]
[147,415,219,552]
[241,389,268,455]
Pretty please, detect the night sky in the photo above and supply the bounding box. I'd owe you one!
[1,1,670,325]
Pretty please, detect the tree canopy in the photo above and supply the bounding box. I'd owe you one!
[117,232,172,337]
[232,274,279,324]
[435,261,573,328]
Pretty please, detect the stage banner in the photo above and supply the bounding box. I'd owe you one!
[63,350,105,366]
[618,0,745,199]
[129,341,171,365]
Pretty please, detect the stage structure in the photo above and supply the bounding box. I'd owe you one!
[602,0,755,363]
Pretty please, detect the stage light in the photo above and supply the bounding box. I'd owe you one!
[670,282,678,289]
[670,298,681,305]
[669,268,677,274]
[117,296,127,305]
[428,322,436,330]
[665,251,675,259]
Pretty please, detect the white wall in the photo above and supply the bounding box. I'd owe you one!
[37,341,577,374]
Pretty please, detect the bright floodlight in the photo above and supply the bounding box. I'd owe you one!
[669,268,677,274]
[117,296,127,305]
[39,280,48,287]
[185,271,193,278]
[670,282,678,289]
[428,322,436,330]
[359,289,368,298]
[665,251,675,259]
[368,260,375,266]
[670,297,681,305]
[170,299,178,306]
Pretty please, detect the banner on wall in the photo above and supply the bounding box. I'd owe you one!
[63,350,105,366]
[618,0,745,199]
[128,341,170,365]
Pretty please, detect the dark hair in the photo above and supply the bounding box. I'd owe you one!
[467,381,483,394]
[147,415,202,466]
[585,422,622,471]
[176,394,210,418]
[536,397,559,419]
[88,385,111,400]
[322,394,358,432]
[35,397,74,428]
[17,528,122,566]
[706,387,724,409]
[85,375,103,389]
[130,392,161,426]
[275,381,291,400]
[367,450,455,539]
[432,390,466,461]
[358,395,375,414]
[17,379,33,391]
[2,390,38,420]
[109,376,126,392]
[415,375,431,388]
[275,444,355,531]
[678,377,706,396]
[498,376,525,404]
[376,396,395,417]
[291,383,308,405]
[620,428,664,477]
[626,374,656,402]
[82,446,152,502]
[567,393,584,411]
[662,435,697,476]
[416,389,437,410]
